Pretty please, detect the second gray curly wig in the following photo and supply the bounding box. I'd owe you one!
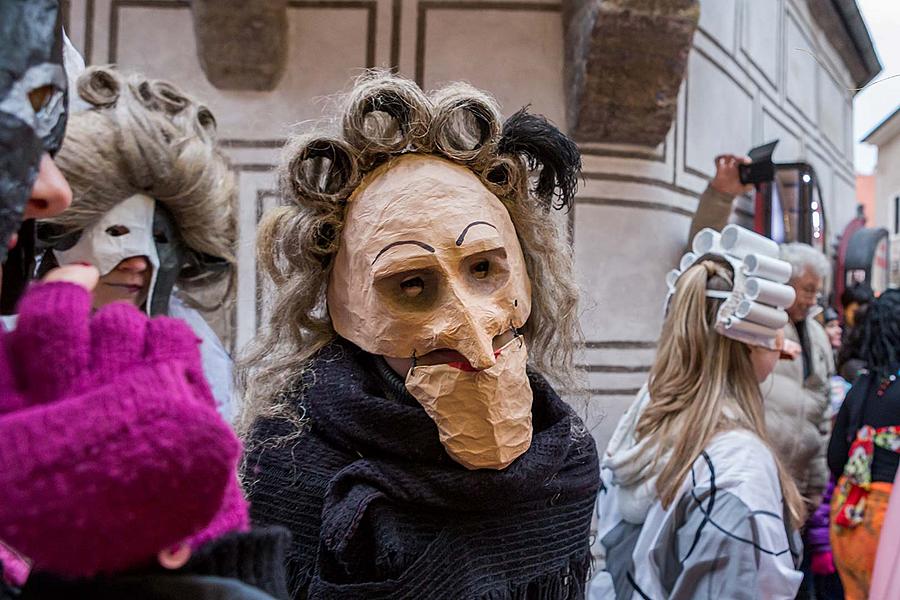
[48,65,236,297]
[238,71,583,433]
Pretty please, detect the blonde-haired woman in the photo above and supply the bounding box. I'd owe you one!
[589,252,806,599]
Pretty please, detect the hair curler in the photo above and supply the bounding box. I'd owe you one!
[743,253,792,284]
[722,317,780,340]
[691,228,721,255]
[720,224,779,259]
[736,299,790,329]
[666,269,680,290]
[745,277,796,309]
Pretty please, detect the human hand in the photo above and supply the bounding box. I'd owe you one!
[0,280,239,577]
[5,279,218,407]
[41,263,99,291]
[780,339,802,360]
[711,154,753,196]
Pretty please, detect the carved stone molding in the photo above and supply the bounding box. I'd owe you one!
[562,0,699,146]
[191,0,288,91]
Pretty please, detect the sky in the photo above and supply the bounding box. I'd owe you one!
[854,0,900,174]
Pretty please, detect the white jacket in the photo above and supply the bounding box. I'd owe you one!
[169,295,235,423]
[589,393,802,599]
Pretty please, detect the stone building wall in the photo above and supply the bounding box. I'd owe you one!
[865,110,900,235]
[863,110,900,287]
[62,0,860,451]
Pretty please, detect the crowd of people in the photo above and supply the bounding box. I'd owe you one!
[2,3,900,599]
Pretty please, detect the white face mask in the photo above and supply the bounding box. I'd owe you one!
[54,193,160,312]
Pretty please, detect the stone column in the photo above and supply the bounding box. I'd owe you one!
[191,0,288,91]
[562,0,699,145]
[562,0,700,446]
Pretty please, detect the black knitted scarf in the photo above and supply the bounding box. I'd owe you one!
[246,338,600,600]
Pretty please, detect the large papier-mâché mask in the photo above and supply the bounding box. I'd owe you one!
[0,0,68,263]
[328,154,532,370]
[328,154,535,470]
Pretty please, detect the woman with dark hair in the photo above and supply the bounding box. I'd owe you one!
[828,289,900,599]
[837,302,871,383]
[840,283,874,329]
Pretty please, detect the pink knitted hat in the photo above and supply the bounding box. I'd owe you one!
[0,281,248,579]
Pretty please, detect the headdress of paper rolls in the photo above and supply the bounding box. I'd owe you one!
[665,225,796,350]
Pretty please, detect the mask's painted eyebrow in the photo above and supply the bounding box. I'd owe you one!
[372,240,435,265]
[455,221,497,246]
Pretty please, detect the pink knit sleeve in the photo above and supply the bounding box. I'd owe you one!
[0,280,243,578]
[7,281,92,404]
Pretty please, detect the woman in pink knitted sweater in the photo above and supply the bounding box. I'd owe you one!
[0,6,288,597]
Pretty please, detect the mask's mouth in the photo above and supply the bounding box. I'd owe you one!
[413,348,503,372]
[103,282,144,295]
[446,348,504,372]
[410,330,518,372]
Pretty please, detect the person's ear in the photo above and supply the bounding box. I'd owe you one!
[157,544,192,570]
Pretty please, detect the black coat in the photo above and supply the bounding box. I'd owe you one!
[244,339,600,600]
[16,528,290,600]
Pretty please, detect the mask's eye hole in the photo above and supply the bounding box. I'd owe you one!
[400,276,425,297]
[153,230,169,244]
[105,225,130,237]
[471,259,490,280]
[28,85,55,113]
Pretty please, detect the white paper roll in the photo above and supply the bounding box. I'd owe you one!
[680,252,697,271]
[691,228,721,255]
[720,225,780,259]
[745,277,796,308]
[720,316,779,349]
[743,253,793,284]
[666,269,680,289]
[736,299,789,329]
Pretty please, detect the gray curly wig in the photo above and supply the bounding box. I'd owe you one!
[238,71,582,433]
[46,65,236,301]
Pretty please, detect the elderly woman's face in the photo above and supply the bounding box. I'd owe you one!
[788,268,822,323]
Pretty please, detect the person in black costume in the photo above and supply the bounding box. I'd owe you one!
[828,289,900,598]
[0,0,75,312]
[239,72,600,599]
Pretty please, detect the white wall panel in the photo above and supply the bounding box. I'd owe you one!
[114,6,371,141]
[684,51,753,178]
[785,14,817,121]
[741,0,781,87]
[698,0,737,52]
[763,110,802,162]
[420,6,565,126]
[818,69,848,152]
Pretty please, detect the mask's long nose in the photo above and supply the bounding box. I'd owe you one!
[26,154,72,220]
[442,288,497,370]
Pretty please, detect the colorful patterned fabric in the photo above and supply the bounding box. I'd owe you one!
[833,425,900,528]
[830,479,892,600]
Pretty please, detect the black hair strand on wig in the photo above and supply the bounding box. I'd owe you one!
[498,107,581,212]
